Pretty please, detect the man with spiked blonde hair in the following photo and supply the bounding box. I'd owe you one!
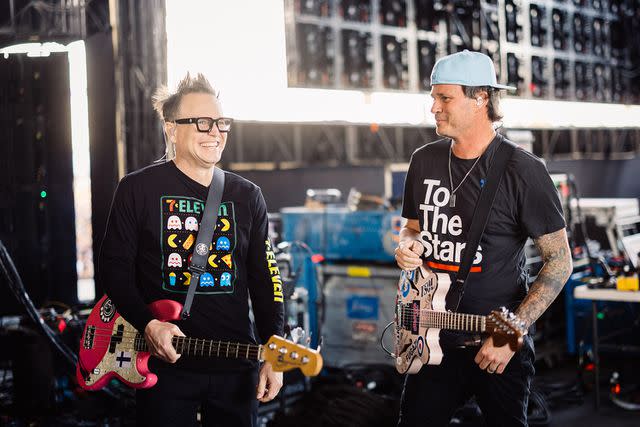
[99,73,284,426]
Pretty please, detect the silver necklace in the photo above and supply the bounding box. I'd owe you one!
[448,141,482,208]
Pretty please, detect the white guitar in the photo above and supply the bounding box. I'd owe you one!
[394,262,526,374]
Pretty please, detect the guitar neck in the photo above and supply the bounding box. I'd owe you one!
[420,310,486,333]
[135,336,263,361]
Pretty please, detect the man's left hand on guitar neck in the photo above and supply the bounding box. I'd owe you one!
[474,335,516,375]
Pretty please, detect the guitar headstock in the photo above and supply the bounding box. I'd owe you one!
[263,335,323,376]
[486,307,527,351]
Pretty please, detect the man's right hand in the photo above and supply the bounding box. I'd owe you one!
[144,319,185,363]
[394,240,425,271]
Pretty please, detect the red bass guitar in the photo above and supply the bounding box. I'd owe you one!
[77,295,322,390]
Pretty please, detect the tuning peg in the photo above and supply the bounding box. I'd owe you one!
[317,336,323,352]
[290,327,305,344]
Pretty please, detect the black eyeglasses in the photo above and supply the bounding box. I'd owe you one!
[172,117,233,133]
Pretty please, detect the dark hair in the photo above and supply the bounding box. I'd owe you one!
[463,86,503,122]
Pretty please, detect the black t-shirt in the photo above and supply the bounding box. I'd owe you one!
[98,161,284,371]
[402,133,566,315]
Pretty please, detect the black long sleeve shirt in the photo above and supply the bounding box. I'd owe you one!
[98,161,284,371]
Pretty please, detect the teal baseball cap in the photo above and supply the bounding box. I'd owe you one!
[430,50,516,91]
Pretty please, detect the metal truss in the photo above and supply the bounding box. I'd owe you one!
[224,121,640,167]
[225,121,440,167]
[539,127,640,160]
[0,0,90,45]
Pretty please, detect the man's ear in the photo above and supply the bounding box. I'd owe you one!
[165,124,176,138]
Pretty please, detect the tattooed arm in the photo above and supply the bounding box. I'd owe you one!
[516,228,573,329]
[475,228,572,374]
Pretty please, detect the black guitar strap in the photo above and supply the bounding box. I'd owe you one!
[453,136,516,311]
[181,167,226,319]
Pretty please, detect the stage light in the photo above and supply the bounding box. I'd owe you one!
[296,0,330,17]
[593,63,611,103]
[553,58,570,99]
[574,61,591,101]
[507,52,524,94]
[530,4,546,47]
[573,13,590,54]
[531,56,547,98]
[341,29,373,88]
[418,40,437,91]
[505,0,521,43]
[552,8,568,51]
[380,0,406,27]
[592,18,610,58]
[340,0,371,22]
[415,0,440,32]
[381,35,408,89]
[297,23,335,87]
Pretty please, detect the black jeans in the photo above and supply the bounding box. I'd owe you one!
[398,335,535,427]
[136,364,259,427]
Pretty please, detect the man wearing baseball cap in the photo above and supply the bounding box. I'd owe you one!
[394,50,572,426]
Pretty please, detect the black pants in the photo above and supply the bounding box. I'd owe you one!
[136,365,259,427]
[398,335,535,427]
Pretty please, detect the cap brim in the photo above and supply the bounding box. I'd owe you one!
[430,80,517,91]
[491,83,517,91]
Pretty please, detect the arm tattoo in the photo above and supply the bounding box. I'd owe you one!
[516,228,573,329]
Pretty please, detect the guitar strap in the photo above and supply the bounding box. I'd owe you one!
[453,136,516,312]
[181,167,226,319]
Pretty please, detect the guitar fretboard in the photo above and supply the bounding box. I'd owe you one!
[421,310,485,332]
[401,306,485,332]
[134,335,263,361]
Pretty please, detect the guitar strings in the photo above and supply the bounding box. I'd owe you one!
[84,326,266,345]
[397,308,485,330]
[85,334,262,350]
[84,338,263,358]
[83,331,263,357]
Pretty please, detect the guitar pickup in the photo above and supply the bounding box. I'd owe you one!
[83,326,95,349]
[109,324,125,353]
[410,301,420,334]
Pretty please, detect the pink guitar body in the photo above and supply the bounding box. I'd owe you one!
[76,295,182,390]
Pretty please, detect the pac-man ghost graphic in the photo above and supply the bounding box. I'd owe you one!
[167,215,182,230]
[216,237,231,251]
[167,253,182,268]
[200,273,215,287]
[220,272,232,287]
[169,272,176,286]
[185,216,199,231]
